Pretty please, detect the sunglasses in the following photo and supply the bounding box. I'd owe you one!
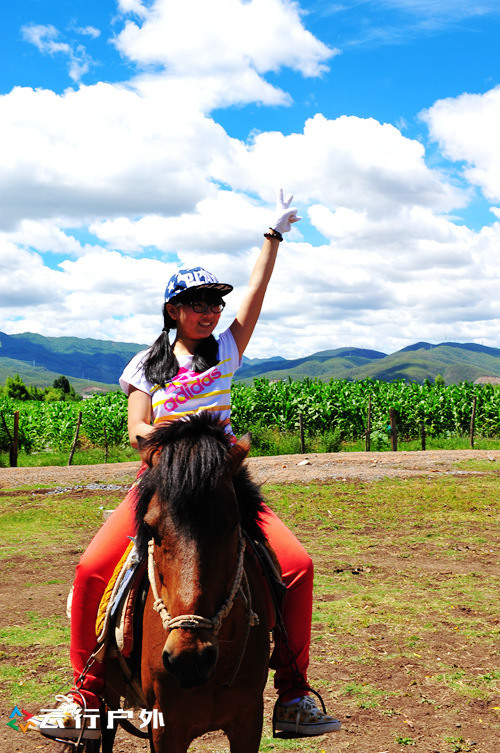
[184,299,226,314]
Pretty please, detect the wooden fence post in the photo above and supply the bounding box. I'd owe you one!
[103,423,108,464]
[389,408,398,451]
[1,412,13,465]
[420,421,426,451]
[470,396,477,449]
[68,411,83,466]
[365,395,372,452]
[299,413,306,454]
[10,412,19,468]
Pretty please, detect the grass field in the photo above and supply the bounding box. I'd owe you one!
[0,464,499,752]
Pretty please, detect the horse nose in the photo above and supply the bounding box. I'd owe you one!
[163,633,218,687]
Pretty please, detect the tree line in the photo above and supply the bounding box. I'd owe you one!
[0,374,81,403]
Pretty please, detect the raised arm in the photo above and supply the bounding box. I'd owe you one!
[230,190,301,359]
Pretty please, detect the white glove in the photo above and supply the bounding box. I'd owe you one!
[271,189,302,235]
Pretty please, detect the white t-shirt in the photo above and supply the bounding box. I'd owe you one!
[119,328,241,434]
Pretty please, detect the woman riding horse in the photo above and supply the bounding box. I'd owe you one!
[32,190,341,742]
[131,413,274,752]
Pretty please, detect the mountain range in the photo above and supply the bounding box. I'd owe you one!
[1,330,500,393]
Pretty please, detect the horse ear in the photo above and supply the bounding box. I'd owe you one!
[238,432,251,453]
[227,433,250,476]
[137,435,161,467]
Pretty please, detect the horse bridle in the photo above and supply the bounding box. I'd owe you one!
[147,525,259,635]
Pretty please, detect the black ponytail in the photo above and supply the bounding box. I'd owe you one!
[191,333,218,374]
[143,304,219,388]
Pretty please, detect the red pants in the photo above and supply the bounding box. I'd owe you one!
[71,482,313,705]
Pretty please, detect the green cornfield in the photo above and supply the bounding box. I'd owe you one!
[0,378,499,454]
[0,391,128,453]
[231,378,500,438]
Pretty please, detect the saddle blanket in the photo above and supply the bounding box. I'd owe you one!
[95,540,147,660]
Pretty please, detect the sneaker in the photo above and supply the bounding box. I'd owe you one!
[30,694,101,740]
[273,696,341,736]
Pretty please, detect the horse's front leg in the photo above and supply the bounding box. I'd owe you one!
[149,718,193,753]
[142,602,191,753]
[224,698,264,753]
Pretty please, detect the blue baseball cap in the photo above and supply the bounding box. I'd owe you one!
[164,267,233,303]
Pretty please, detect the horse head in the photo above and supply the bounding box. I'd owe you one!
[134,414,263,689]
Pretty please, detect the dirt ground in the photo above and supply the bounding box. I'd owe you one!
[1,449,499,753]
[3,447,500,488]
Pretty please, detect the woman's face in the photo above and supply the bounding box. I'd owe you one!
[166,292,223,341]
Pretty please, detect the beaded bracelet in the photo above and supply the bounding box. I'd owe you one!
[264,228,283,242]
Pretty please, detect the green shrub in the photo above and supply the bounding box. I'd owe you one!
[316,426,342,453]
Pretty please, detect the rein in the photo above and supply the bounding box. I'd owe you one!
[147,525,258,635]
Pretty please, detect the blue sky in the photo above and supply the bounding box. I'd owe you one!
[1,0,500,358]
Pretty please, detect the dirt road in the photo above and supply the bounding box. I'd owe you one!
[2,447,499,489]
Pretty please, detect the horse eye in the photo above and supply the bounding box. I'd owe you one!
[143,521,159,542]
[225,516,240,536]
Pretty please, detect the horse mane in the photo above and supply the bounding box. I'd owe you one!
[134,413,266,561]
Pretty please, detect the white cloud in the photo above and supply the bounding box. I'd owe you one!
[0,238,66,308]
[112,0,337,111]
[211,114,464,214]
[21,24,94,82]
[2,1,499,358]
[422,85,500,203]
[232,211,500,357]
[3,210,500,355]
[59,249,172,302]
[0,81,225,229]
[90,190,272,253]
[135,67,292,113]
[326,0,500,53]
[0,244,176,342]
[308,204,476,271]
[2,1,336,233]
[382,0,500,22]
[22,24,71,56]
[117,0,149,18]
[5,221,85,256]
[115,0,336,78]
[73,26,101,39]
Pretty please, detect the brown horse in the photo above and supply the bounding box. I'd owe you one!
[124,414,271,753]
